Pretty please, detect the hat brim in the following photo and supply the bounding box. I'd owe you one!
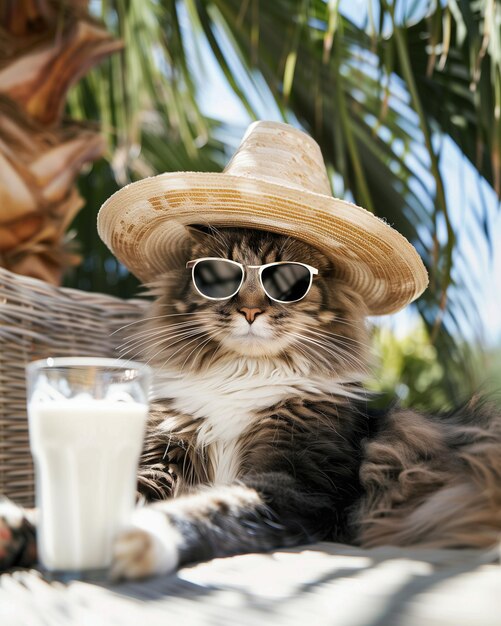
[97,172,428,315]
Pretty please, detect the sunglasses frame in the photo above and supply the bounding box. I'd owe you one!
[186,257,319,303]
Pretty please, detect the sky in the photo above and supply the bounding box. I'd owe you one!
[179,1,501,348]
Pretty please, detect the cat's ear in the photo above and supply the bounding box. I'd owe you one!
[185,224,213,245]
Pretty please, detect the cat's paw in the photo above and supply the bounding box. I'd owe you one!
[0,498,37,570]
[110,507,183,581]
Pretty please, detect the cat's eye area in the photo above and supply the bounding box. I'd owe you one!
[260,262,314,303]
[186,258,318,303]
[189,258,244,300]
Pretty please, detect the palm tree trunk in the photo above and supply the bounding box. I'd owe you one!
[0,0,121,284]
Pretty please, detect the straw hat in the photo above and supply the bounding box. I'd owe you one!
[98,121,428,315]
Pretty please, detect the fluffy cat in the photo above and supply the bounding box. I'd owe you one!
[1,227,500,579]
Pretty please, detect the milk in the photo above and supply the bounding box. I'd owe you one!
[28,399,148,572]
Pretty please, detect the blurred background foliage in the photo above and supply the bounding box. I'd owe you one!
[61,0,501,408]
[369,323,500,411]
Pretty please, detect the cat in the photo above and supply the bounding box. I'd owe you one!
[1,226,500,579]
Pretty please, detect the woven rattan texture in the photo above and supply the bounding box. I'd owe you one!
[0,267,146,507]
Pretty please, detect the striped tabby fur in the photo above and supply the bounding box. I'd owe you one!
[121,227,500,579]
[1,227,500,579]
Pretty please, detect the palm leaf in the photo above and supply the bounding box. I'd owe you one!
[65,0,500,402]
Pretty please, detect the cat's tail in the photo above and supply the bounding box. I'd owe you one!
[354,396,501,549]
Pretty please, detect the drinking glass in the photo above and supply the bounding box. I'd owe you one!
[26,357,151,577]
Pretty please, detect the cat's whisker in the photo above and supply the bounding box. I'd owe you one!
[330,347,371,377]
[181,330,224,373]
[323,317,366,330]
[285,341,317,373]
[117,321,209,351]
[119,330,206,360]
[295,315,366,334]
[203,225,233,253]
[292,334,371,371]
[291,343,366,402]
[302,335,369,375]
[280,347,297,374]
[286,332,336,372]
[287,330,369,377]
[288,325,372,369]
[112,312,203,335]
[290,322,370,349]
[118,324,208,352]
[144,330,210,367]
[150,300,181,304]
[289,328,366,355]
[318,313,365,329]
[180,331,217,370]
[118,328,194,352]
[291,322,361,344]
[277,234,294,258]
[205,338,225,372]
[119,316,216,346]
[120,338,195,362]
[126,318,206,334]
[156,331,215,370]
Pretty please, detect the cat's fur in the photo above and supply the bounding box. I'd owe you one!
[1,227,500,579]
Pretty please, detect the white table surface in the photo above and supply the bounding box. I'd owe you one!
[1,542,500,626]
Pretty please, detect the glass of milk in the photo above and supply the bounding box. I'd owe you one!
[26,357,151,577]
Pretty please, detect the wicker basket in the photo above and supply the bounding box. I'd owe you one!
[0,267,147,507]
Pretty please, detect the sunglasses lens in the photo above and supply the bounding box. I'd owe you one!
[193,260,243,299]
[261,263,312,302]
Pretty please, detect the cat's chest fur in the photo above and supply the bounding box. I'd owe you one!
[152,362,344,485]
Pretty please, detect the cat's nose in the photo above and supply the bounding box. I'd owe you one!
[239,307,264,324]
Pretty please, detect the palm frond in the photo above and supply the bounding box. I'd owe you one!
[65,0,500,402]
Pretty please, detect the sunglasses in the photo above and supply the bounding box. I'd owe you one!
[186,258,318,303]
